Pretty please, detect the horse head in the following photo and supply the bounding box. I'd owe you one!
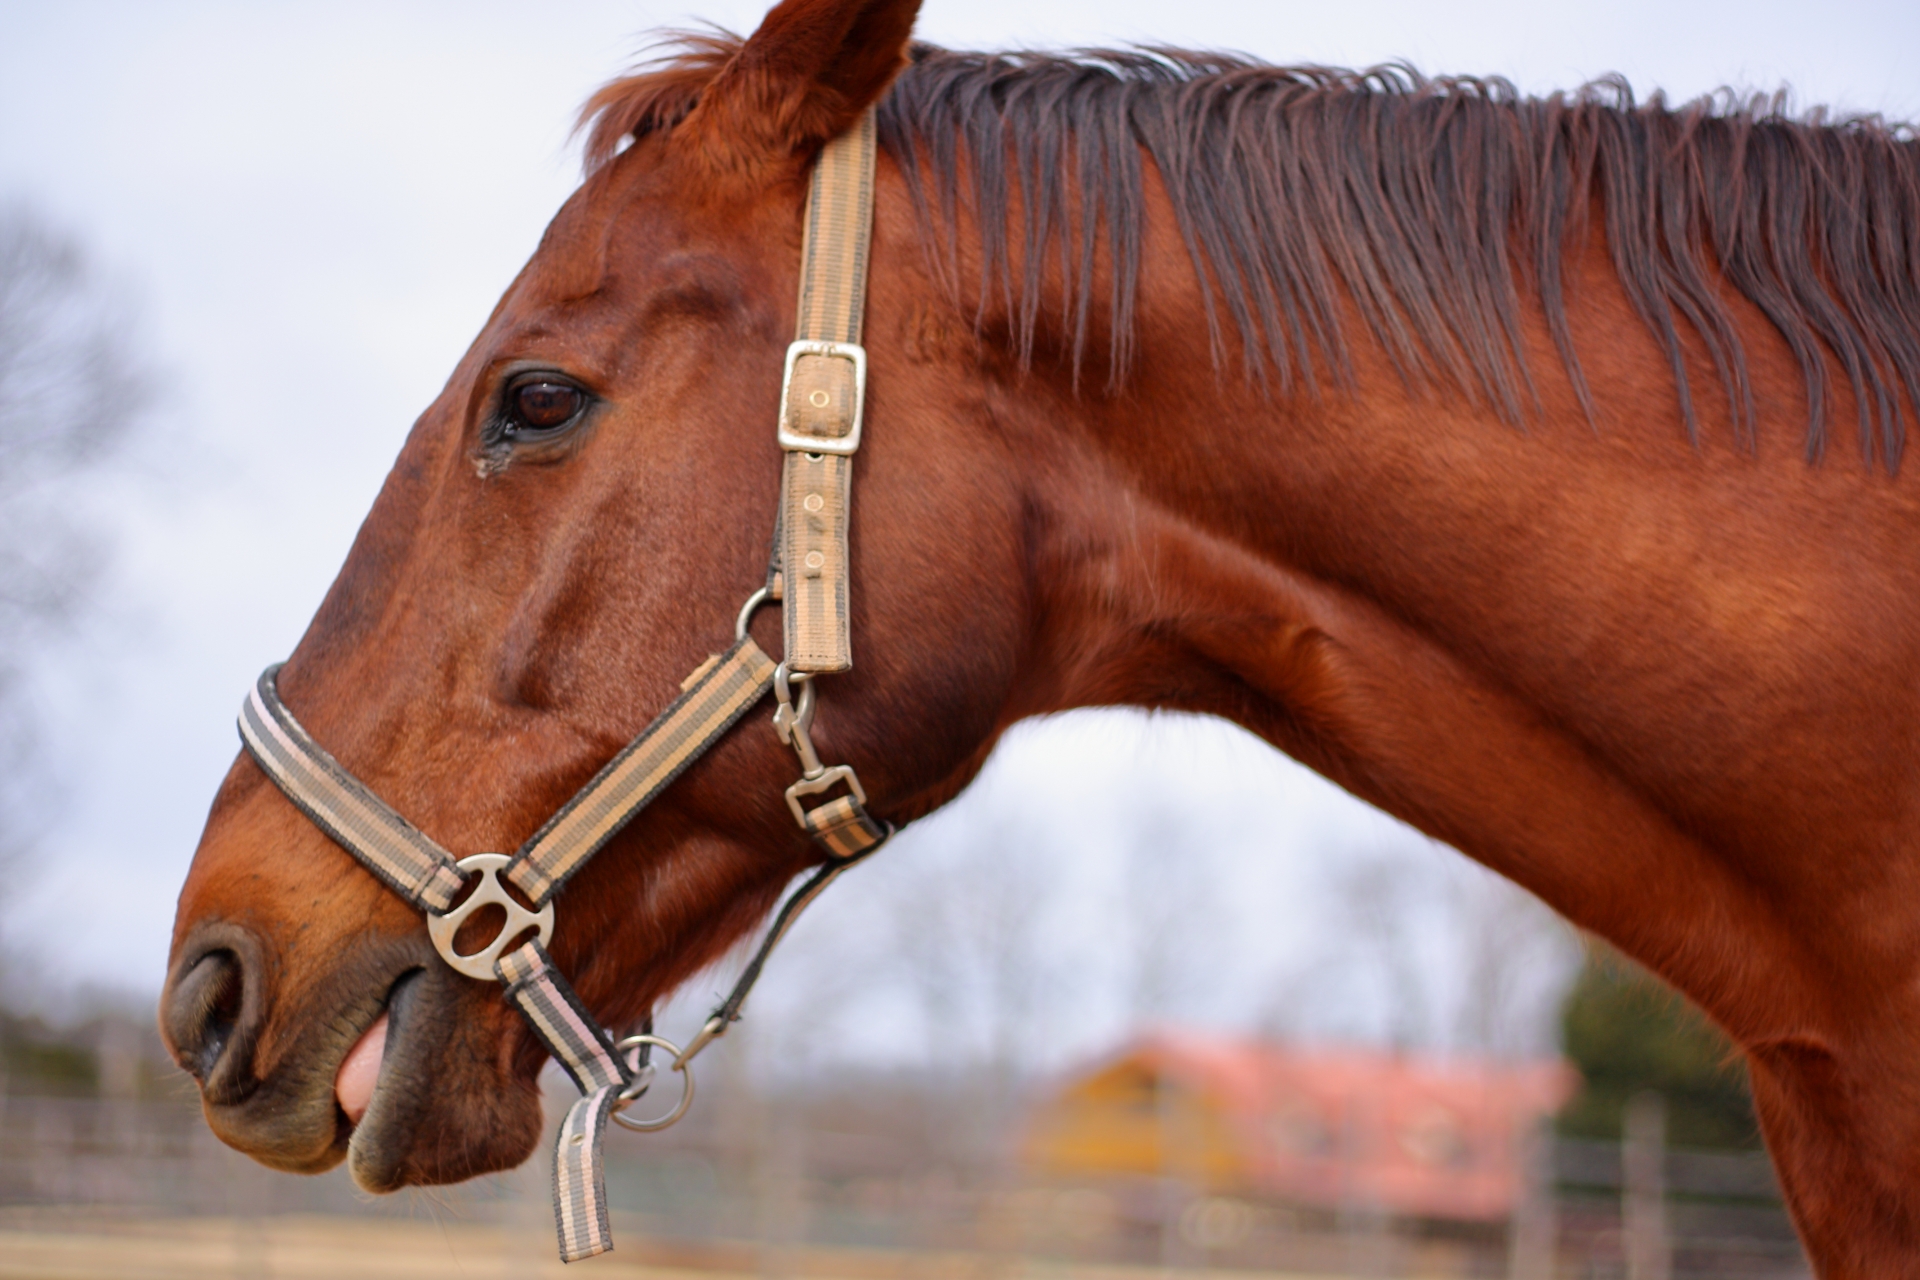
[157,0,1041,1190]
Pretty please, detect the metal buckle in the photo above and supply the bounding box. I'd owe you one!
[426,853,555,981]
[776,340,866,455]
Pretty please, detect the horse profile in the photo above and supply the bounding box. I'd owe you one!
[160,0,1920,1271]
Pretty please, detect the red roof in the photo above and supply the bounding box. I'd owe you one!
[1045,1031,1576,1221]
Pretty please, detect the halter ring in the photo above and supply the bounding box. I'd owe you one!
[426,853,555,980]
[736,586,775,641]
[610,1034,696,1131]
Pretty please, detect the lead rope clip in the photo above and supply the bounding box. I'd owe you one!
[773,662,869,825]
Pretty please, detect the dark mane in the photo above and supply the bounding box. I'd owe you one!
[585,39,1920,465]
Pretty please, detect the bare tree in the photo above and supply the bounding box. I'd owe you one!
[1120,807,1226,1027]
[1272,840,1577,1058]
[0,208,147,870]
[882,814,1064,1080]
[728,802,1069,1090]
[1446,859,1577,1057]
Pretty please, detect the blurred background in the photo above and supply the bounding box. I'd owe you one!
[3,0,1916,1276]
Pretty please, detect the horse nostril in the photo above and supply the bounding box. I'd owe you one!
[164,948,247,1083]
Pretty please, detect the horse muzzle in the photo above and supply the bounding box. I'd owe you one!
[160,918,541,1187]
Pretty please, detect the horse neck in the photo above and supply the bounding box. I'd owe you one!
[973,165,1912,1003]
[960,213,1499,733]
[976,184,1848,737]
[889,124,1909,867]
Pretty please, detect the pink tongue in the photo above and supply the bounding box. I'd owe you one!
[335,1014,388,1124]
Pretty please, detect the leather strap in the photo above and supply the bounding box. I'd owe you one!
[240,641,778,916]
[498,940,633,1262]
[505,636,777,907]
[800,793,890,859]
[780,110,876,673]
[797,110,874,347]
[241,668,466,913]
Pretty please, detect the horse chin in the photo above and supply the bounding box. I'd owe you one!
[344,961,546,1192]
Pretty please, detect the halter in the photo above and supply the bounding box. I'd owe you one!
[236,113,889,1264]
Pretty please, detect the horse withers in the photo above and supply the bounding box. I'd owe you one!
[162,0,1920,1272]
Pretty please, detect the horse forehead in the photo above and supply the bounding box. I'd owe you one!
[522,139,779,305]
[513,151,678,305]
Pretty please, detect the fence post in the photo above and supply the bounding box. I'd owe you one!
[1156,1069,1199,1275]
[1623,1092,1669,1280]
[1507,1117,1557,1280]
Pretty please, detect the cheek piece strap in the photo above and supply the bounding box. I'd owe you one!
[235,112,889,1265]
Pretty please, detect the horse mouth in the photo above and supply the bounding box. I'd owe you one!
[171,922,545,1191]
[343,965,453,1192]
[337,958,547,1192]
[333,966,420,1142]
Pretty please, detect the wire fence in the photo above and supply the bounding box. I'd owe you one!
[0,1068,1808,1280]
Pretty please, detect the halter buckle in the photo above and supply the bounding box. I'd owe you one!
[426,853,556,981]
[777,340,866,454]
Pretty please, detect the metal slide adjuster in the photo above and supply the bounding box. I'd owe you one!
[426,853,555,980]
[776,340,866,454]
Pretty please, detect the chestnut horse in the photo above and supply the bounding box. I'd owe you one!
[162,0,1920,1271]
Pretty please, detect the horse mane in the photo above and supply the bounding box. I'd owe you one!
[583,37,1920,465]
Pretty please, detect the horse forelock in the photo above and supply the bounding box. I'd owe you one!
[583,37,1920,465]
[578,30,745,175]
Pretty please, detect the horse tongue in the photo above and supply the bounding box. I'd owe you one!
[335,1014,388,1124]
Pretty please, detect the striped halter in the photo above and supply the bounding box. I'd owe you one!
[236,115,890,1264]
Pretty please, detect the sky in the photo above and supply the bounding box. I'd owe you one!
[0,0,1915,1059]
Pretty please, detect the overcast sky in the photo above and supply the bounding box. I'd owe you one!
[0,0,1915,1058]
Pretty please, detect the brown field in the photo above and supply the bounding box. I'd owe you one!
[0,1213,1364,1280]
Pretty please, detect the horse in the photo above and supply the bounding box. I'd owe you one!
[159,0,1920,1271]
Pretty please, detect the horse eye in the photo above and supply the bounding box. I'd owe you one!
[509,380,584,432]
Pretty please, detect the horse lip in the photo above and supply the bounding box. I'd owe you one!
[335,968,419,1134]
[346,963,453,1193]
[175,933,431,1177]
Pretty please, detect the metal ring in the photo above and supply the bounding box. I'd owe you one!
[735,587,773,641]
[426,853,554,981]
[609,1034,695,1132]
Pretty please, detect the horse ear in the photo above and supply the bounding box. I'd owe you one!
[683,0,921,167]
